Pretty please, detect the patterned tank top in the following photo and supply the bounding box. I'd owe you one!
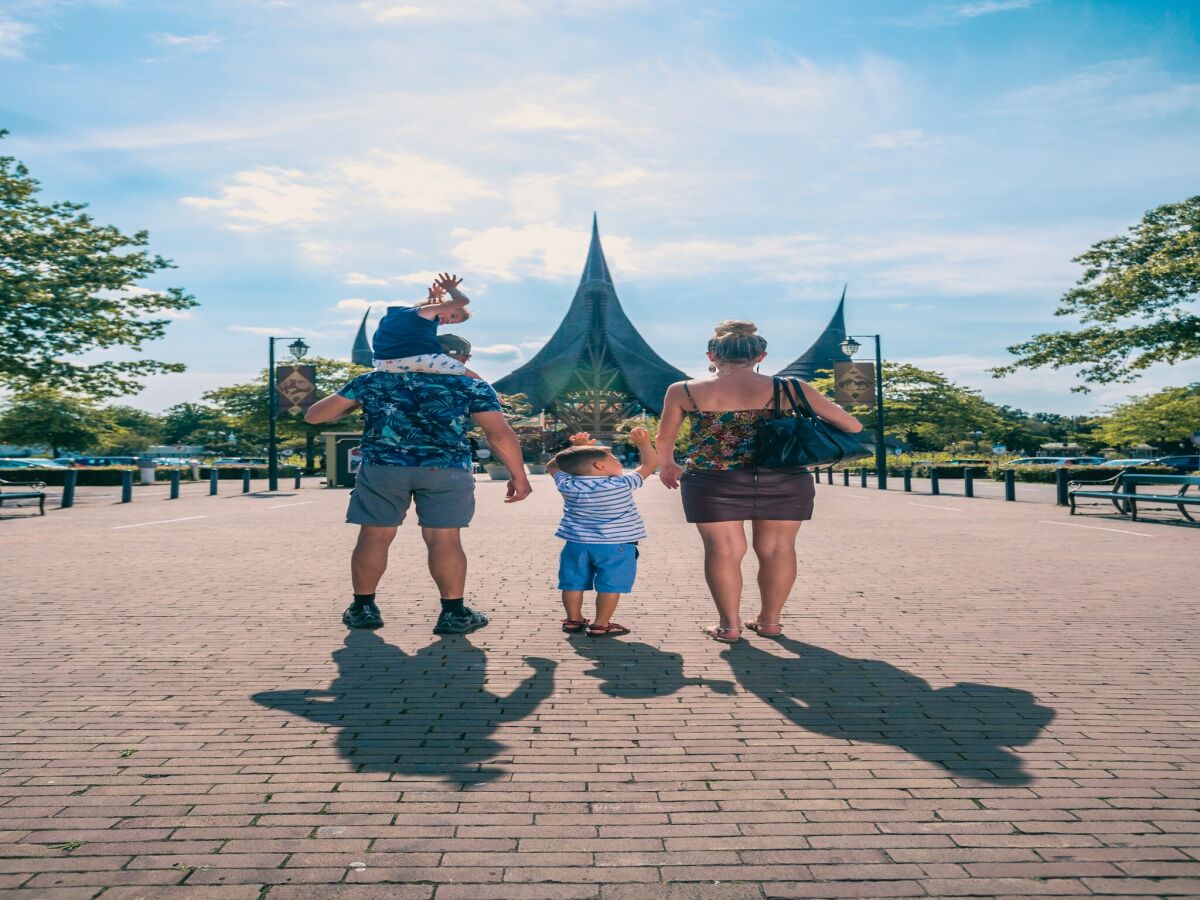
[681,382,777,471]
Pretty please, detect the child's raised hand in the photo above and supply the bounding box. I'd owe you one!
[569,432,595,446]
[427,283,448,302]
[629,426,651,444]
[435,273,463,293]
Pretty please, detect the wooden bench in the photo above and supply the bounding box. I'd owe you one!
[0,478,47,516]
[1069,472,1200,523]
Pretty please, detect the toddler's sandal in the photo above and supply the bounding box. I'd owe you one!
[561,618,589,633]
[587,622,630,637]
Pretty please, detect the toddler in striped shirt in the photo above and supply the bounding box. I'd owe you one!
[547,428,658,637]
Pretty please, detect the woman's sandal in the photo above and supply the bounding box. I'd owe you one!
[743,620,783,637]
[702,625,742,644]
[587,622,631,637]
[561,618,589,633]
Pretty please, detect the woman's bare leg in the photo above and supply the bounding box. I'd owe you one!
[750,519,803,631]
[696,521,749,631]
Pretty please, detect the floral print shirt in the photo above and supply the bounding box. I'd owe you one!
[683,408,777,470]
[337,371,502,469]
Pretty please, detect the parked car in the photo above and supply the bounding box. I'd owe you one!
[1098,458,1152,468]
[0,458,69,469]
[1061,457,1106,466]
[210,457,269,467]
[151,457,200,466]
[55,456,140,467]
[1152,455,1200,473]
[945,458,991,465]
[1005,456,1104,467]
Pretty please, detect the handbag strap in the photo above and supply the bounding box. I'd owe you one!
[773,377,817,420]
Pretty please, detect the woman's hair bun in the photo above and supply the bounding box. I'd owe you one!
[713,320,758,338]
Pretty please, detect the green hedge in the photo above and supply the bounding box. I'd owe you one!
[198,466,300,480]
[1,465,301,486]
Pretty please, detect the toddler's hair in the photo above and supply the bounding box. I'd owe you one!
[552,445,612,475]
[708,319,767,362]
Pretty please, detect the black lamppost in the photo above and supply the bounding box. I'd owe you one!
[840,334,887,490]
[268,336,309,491]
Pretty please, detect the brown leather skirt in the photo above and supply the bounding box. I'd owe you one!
[680,467,815,523]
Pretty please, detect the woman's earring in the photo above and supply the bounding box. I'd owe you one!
[708,363,717,373]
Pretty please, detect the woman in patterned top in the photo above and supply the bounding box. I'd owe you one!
[656,321,863,644]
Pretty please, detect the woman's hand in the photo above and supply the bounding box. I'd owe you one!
[659,460,684,490]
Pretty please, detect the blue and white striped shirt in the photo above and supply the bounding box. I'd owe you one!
[553,471,647,544]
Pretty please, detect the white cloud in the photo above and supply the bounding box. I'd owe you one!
[992,60,1200,122]
[228,324,316,336]
[490,102,614,133]
[955,0,1036,18]
[0,15,33,59]
[863,129,932,149]
[334,298,378,311]
[335,151,499,212]
[152,32,221,50]
[344,272,390,286]
[450,223,621,281]
[182,168,329,228]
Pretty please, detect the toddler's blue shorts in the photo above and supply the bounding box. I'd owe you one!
[558,541,639,593]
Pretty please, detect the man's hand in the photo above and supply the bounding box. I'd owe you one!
[629,426,651,446]
[569,432,595,446]
[505,477,533,503]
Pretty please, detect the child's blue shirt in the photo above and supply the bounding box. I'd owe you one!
[372,306,441,360]
[553,471,647,544]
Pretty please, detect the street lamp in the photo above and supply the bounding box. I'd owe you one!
[268,336,308,492]
[840,333,887,490]
[970,429,984,453]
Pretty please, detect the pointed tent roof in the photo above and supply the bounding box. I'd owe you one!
[351,310,373,367]
[493,216,687,414]
[776,285,852,380]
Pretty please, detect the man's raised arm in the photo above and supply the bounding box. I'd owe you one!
[305,394,359,425]
[471,411,532,503]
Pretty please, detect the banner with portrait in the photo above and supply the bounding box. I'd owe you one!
[834,362,875,408]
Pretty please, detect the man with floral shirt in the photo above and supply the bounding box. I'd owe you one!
[305,369,530,634]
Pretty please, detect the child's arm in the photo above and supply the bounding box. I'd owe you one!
[416,273,471,320]
[629,426,659,480]
[548,432,593,474]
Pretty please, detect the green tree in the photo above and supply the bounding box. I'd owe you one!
[161,402,231,446]
[99,405,164,454]
[812,363,1005,452]
[1089,384,1200,451]
[993,196,1200,391]
[203,358,368,465]
[0,387,115,457]
[0,130,196,398]
[993,407,1098,454]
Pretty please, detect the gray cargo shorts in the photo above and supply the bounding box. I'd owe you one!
[346,464,476,528]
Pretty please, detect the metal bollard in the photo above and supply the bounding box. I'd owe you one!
[61,469,77,508]
[120,470,133,503]
[209,469,219,496]
[903,467,912,493]
[169,469,180,499]
[1055,467,1069,506]
[1004,468,1016,502]
[930,466,940,496]
[294,471,302,490]
[964,467,975,498]
[859,467,868,488]
[842,468,849,486]
[242,469,252,493]
[827,466,833,485]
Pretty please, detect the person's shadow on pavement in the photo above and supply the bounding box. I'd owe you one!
[571,637,736,698]
[252,631,556,783]
[723,634,1054,784]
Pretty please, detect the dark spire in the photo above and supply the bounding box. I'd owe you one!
[351,309,373,367]
[580,212,613,285]
[775,285,851,380]
[495,217,686,415]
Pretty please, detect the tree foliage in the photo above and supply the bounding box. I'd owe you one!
[0,387,115,457]
[99,405,165,454]
[0,130,196,398]
[993,195,1200,391]
[161,402,231,445]
[1089,384,1200,450]
[811,363,1005,452]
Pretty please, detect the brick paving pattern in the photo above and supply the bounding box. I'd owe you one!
[1,475,1197,898]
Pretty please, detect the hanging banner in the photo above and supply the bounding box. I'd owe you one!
[276,365,317,415]
[834,362,875,408]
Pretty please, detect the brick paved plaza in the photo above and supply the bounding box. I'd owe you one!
[1,477,1198,899]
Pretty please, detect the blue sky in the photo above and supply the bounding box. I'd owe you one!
[2,0,1198,415]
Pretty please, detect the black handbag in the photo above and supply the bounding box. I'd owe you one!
[753,377,870,468]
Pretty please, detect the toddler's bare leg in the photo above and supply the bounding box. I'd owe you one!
[562,591,585,621]
[593,592,620,627]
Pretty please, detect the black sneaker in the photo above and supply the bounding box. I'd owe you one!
[433,605,489,635]
[342,602,384,629]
